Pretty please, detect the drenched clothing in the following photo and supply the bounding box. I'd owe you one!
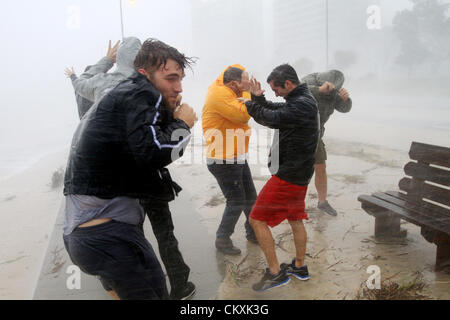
[245,84,319,186]
[302,70,352,138]
[63,221,169,300]
[72,37,142,103]
[140,199,191,293]
[63,66,190,300]
[69,74,94,119]
[63,195,144,236]
[202,64,252,161]
[315,139,327,165]
[207,161,257,239]
[63,72,190,201]
[202,64,257,241]
[250,175,308,228]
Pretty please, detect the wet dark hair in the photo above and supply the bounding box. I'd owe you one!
[267,64,300,88]
[134,38,196,73]
[223,67,244,84]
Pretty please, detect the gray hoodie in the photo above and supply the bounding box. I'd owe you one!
[302,70,352,137]
[72,37,142,103]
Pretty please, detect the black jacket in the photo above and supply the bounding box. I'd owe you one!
[63,72,191,201]
[245,84,319,186]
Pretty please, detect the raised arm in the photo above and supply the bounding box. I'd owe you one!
[72,40,120,101]
[335,88,352,113]
[126,92,195,169]
[245,97,297,129]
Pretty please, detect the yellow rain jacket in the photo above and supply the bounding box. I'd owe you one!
[202,64,252,161]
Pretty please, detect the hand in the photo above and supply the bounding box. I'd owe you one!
[248,77,265,96]
[338,88,350,101]
[174,103,198,129]
[106,40,121,63]
[64,67,75,78]
[318,81,335,94]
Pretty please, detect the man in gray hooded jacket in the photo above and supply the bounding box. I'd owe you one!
[302,70,352,216]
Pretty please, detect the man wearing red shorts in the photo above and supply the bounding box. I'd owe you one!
[242,64,319,292]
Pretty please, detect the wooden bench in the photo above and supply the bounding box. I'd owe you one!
[358,142,450,271]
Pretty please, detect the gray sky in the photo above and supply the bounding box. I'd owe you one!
[0,0,417,106]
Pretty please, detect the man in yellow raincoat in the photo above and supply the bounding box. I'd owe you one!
[202,65,257,255]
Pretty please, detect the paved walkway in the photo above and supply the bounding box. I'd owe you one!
[33,189,222,300]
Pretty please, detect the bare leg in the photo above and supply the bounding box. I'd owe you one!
[289,220,307,267]
[314,164,327,204]
[250,218,280,275]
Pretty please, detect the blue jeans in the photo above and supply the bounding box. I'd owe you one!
[207,161,257,239]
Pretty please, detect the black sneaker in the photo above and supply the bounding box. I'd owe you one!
[318,201,338,216]
[215,237,241,255]
[170,281,196,300]
[252,269,290,292]
[281,259,310,281]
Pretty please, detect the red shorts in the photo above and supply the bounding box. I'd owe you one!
[250,175,308,228]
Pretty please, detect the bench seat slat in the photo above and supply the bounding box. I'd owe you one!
[372,192,450,228]
[358,194,450,235]
[385,191,450,220]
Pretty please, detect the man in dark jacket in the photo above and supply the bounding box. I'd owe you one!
[242,64,319,292]
[63,39,198,300]
[65,38,197,300]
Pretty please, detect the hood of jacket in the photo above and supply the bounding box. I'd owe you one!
[303,70,345,91]
[116,37,142,76]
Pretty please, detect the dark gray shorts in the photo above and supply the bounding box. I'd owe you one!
[63,220,169,300]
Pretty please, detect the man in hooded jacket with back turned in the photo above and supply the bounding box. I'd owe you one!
[302,70,352,217]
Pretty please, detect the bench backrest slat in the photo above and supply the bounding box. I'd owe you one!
[402,142,450,209]
[399,177,450,207]
[404,162,450,187]
[409,142,450,168]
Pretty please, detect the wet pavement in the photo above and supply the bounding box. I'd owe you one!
[33,188,225,300]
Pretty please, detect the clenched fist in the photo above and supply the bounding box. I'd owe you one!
[318,81,335,95]
[338,88,350,101]
[174,103,198,129]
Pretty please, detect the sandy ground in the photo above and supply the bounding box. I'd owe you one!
[0,149,69,299]
[1,139,449,300]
